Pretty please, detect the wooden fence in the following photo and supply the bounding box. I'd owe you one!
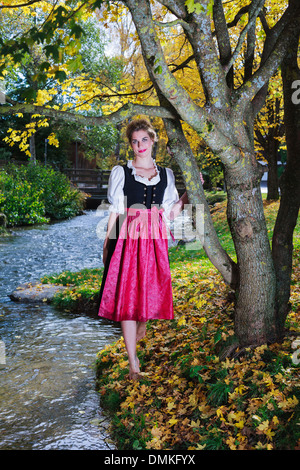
[63,168,186,203]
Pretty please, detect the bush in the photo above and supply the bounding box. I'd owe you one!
[0,170,48,226]
[0,163,85,226]
[20,163,85,220]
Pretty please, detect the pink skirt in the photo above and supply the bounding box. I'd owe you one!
[98,207,174,322]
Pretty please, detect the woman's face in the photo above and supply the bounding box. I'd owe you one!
[130,130,154,160]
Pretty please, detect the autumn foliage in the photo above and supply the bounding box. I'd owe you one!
[92,201,299,451]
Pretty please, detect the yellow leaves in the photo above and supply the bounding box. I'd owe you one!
[147,425,171,449]
[167,400,176,412]
[188,389,199,408]
[47,132,59,148]
[194,296,207,310]
[168,418,178,427]
[177,316,186,326]
[227,410,246,429]
[225,435,238,450]
[229,384,248,401]
[278,395,299,411]
[257,420,271,432]
[4,128,32,155]
[216,406,226,422]
[190,419,201,428]
[255,417,281,441]
[35,89,57,106]
[3,111,59,156]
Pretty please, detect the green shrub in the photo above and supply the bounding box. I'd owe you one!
[0,170,48,226]
[0,163,85,226]
[21,163,85,219]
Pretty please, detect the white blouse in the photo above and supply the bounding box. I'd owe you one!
[107,160,179,216]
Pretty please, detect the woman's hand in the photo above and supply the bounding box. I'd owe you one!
[168,191,189,220]
[103,238,109,265]
[102,211,119,265]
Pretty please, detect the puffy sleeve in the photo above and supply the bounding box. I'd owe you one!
[162,168,179,216]
[107,166,125,213]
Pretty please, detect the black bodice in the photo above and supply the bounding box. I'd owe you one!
[123,164,167,209]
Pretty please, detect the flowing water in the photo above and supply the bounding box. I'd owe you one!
[0,209,121,450]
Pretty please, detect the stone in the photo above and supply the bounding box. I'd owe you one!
[9,282,67,303]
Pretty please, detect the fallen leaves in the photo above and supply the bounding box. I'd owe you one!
[95,261,300,450]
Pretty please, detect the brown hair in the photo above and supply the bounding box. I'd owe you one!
[126,119,158,143]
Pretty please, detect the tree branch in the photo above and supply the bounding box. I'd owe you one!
[250,1,300,115]
[169,54,195,73]
[244,0,259,81]
[0,101,175,126]
[154,0,187,19]
[235,9,300,116]
[0,0,42,8]
[224,0,265,74]
[183,0,230,108]
[259,1,297,67]
[153,18,193,34]
[213,0,233,88]
[226,5,250,29]
[122,0,208,133]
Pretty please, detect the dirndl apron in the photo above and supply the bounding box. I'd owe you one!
[98,165,174,322]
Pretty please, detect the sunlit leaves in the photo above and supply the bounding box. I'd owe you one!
[185,0,214,16]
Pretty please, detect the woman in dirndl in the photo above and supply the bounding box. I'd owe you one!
[98,118,188,379]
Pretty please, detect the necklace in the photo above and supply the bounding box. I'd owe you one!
[132,160,158,180]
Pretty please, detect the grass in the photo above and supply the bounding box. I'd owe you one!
[42,268,103,312]
[42,197,300,450]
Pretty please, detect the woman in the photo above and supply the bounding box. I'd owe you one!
[98,119,188,380]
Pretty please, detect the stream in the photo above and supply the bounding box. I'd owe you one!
[0,208,121,450]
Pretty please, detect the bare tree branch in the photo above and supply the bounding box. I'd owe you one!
[0,101,175,125]
[0,0,42,9]
[182,1,231,108]
[213,0,233,88]
[153,18,193,34]
[123,0,208,133]
[224,0,265,74]
[236,8,300,115]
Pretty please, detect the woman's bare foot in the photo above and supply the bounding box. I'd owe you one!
[129,355,140,380]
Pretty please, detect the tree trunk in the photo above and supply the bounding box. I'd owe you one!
[272,31,300,339]
[163,116,238,288]
[225,152,277,346]
[29,134,36,164]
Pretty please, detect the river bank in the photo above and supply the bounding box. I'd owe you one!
[13,200,299,450]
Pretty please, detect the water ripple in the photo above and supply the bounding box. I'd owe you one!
[0,210,120,450]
